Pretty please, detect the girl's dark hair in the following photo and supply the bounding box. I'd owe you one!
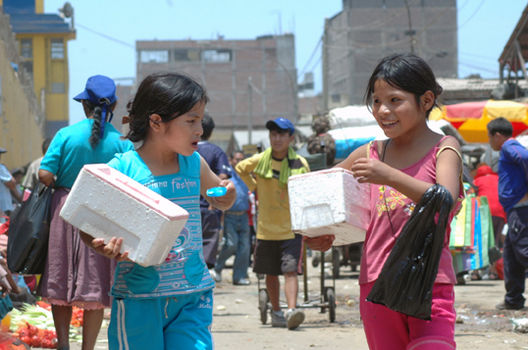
[126,73,209,142]
[83,100,116,148]
[364,53,443,119]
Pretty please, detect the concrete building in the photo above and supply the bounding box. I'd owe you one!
[323,0,457,109]
[2,0,75,137]
[0,11,45,169]
[136,34,298,134]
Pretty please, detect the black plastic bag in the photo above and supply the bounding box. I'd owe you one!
[366,184,454,320]
[7,185,53,274]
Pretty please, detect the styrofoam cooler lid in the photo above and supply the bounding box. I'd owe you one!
[289,167,354,181]
[81,164,188,220]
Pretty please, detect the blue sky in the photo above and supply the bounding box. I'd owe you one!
[43,0,527,123]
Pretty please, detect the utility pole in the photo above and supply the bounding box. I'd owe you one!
[404,0,416,54]
[248,77,253,145]
[323,18,329,111]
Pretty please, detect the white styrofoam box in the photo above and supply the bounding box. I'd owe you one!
[288,168,370,246]
[60,164,189,266]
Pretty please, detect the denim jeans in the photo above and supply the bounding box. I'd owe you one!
[201,208,221,268]
[504,205,528,308]
[215,213,250,282]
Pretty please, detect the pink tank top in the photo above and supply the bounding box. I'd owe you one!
[359,136,462,285]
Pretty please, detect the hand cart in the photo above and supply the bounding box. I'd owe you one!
[257,246,337,324]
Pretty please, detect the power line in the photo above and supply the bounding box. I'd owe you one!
[298,37,322,80]
[76,23,135,49]
[459,61,497,75]
[460,51,498,61]
[458,0,471,13]
[307,55,322,74]
[458,0,485,29]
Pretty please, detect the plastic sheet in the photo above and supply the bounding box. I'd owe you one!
[366,184,454,320]
[449,194,496,273]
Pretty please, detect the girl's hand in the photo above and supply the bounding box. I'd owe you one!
[208,179,236,211]
[91,237,130,262]
[303,235,335,251]
[350,157,394,184]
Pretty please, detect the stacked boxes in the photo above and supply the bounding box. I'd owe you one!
[288,168,369,246]
[60,164,189,266]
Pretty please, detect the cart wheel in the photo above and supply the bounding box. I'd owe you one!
[258,289,269,324]
[332,248,340,279]
[326,288,336,322]
[312,253,321,268]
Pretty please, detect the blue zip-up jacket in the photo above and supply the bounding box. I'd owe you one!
[498,138,528,213]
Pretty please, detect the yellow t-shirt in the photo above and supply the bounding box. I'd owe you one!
[235,152,309,241]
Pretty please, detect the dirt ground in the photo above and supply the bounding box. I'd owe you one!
[71,255,527,350]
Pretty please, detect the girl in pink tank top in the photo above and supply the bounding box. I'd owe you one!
[306,53,463,350]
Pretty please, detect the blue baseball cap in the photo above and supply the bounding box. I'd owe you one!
[266,117,295,135]
[73,75,117,106]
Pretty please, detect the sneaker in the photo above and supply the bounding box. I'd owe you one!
[285,308,305,330]
[233,278,250,286]
[496,301,524,310]
[271,310,286,328]
[209,269,222,282]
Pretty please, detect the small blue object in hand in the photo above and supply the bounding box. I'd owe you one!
[206,186,227,197]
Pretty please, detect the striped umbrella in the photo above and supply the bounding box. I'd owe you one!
[430,100,528,143]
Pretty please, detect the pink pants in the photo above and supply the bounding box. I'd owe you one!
[360,282,456,350]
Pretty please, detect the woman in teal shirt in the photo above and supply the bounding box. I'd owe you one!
[39,75,133,350]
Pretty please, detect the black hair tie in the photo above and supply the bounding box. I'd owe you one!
[99,97,111,106]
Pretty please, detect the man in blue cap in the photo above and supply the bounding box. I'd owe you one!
[236,117,309,330]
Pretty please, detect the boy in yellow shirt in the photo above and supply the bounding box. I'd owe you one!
[236,117,309,330]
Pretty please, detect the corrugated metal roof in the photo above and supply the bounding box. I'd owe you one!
[8,13,71,34]
[3,0,35,14]
[437,78,528,91]
[499,4,528,72]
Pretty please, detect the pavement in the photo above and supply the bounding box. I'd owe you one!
[66,255,528,350]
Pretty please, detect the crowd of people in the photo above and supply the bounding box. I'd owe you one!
[0,53,525,350]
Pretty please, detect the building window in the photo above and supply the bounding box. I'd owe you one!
[265,48,277,59]
[51,82,65,93]
[19,39,34,80]
[51,39,64,59]
[20,39,33,58]
[174,48,200,61]
[331,94,341,103]
[20,61,33,77]
[140,50,169,63]
[202,49,231,63]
